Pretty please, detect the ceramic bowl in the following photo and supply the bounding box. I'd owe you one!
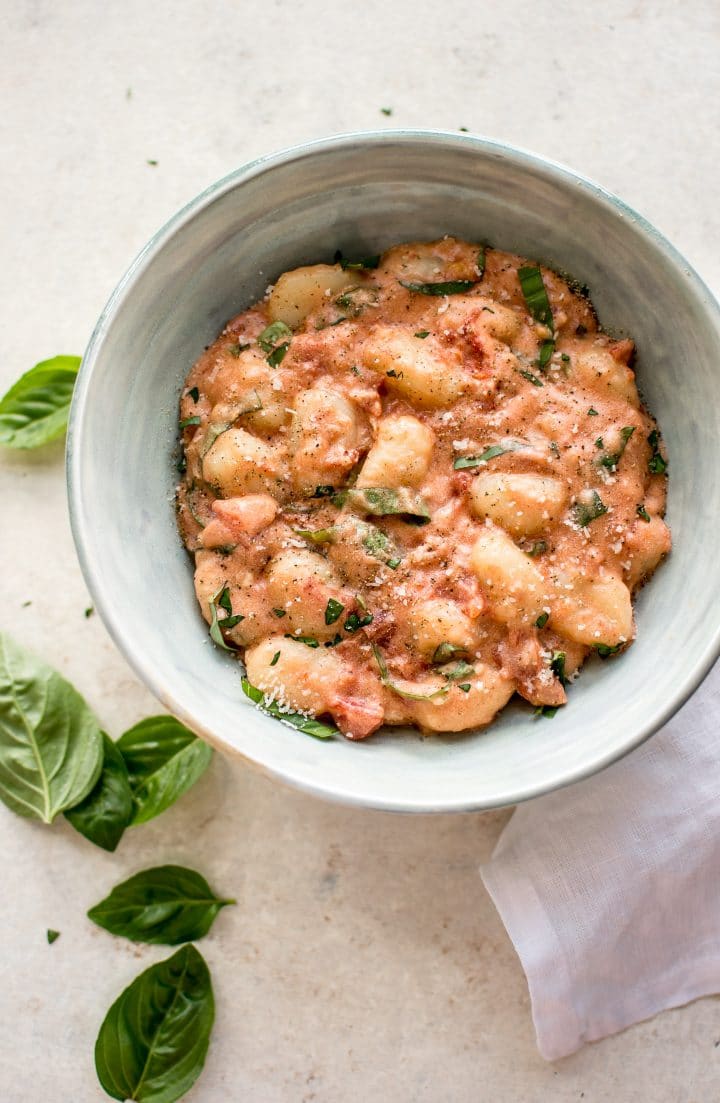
[67,131,720,812]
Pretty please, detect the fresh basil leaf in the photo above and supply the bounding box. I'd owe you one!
[550,650,567,685]
[118,716,213,826]
[518,368,544,387]
[286,633,320,648]
[88,865,235,945]
[371,644,448,701]
[344,611,374,633]
[347,486,430,524]
[535,705,559,719]
[339,254,380,270]
[0,355,80,449]
[0,633,103,823]
[432,642,467,664]
[267,342,289,367]
[208,584,241,651]
[458,683,472,693]
[95,944,214,1103]
[414,330,430,339]
[536,339,555,370]
[295,527,337,545]
[325,598,344,625]
[272,608,287,617]
[596,426,635,470]
[441,660,475,682]
[47,929,60,944]
[573,490,608,528]
[648,428,668,474]
[65,733,133,852]
[453,441,522,469]
[178,416,200,429]
[270,651,280,666]
[400,279,476,296]
[636,503,651,523]
[535,612,549,629]
[518,265,553,329]
[241,677,336,739]
[227,341,250,357]
[587,407,599,416]
[257,321,292,353]
[595,642,623,659]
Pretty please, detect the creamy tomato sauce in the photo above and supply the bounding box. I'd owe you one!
[176,238,670,739]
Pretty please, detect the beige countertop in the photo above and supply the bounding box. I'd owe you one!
[2,2,719,1098]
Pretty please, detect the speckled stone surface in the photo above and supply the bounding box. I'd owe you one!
[2,2,720,1099]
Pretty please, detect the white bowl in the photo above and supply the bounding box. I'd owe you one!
[67,131,720,812]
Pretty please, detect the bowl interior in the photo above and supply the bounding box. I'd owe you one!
[68,132,720,811]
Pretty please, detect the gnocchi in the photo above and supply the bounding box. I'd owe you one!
[177,238,670,740]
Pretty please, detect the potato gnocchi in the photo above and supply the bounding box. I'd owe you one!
[177,238,670,739]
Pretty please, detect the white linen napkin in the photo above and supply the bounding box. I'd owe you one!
[480,658,720,1061]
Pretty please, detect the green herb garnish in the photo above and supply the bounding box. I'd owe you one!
[476,246,486,278]
[573,491,608,528]
[347,486,430,524]
[188,387,199,402]
[339,255,380,270]
[441,660,475,682]
[267,342,289,367]
[179,416,201,429]
[400,279,476,296]
[535,612,549,629]
[344,611,374,633]
[535,706,559,719]
[285,633,320,648]
[324,633,343,648]
[648,429,667,474]
[518,265,553,329]
[117,716,213,825]
[588,407,599,416]
[596,426,635,470]
[595,642,623,659]
[65,733,133,852]
[227,341,250,357]
[242,677,337,739]
[380,107,393,115]
[371,644,448,701]
[325,599,345,625]
[518,369,544,387]
[458,683,472,693]
[432,642,468,664]
[257,320,292,353]
[295,527,337,545]
[453,441,522,469]
[386,369,404,379]
[414,330,430,339]
[270,651,280,666]
[272,607,287,617]
[636,504,651,523]
[47,929,60,944]
[208,584,243,650]
[311,485,335,498]
[527,540,547,557]
[550,650,567,684]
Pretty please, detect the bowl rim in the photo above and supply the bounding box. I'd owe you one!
[67,128,720,812]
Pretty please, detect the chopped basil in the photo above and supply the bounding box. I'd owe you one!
[188,387,199,402]
[241,677,336,739]
[550,650,567,685]
[47,929,60,944]
[285,633,319,648]
[561,353,570,363]
[311,485,335,498]
[414,330,430,339]
[536,339,555,370]
[324,633,343,648]
[325,598,345,625]
[596,426,635,470]
[648,429,667,474]
[400,279,476,296]
[432,642,467,664]
[476,246,486,278]
[380,107,393,116]
[371,644,448,701]
[270,651,280,666]
[458,683,472,693]
[227,341,250,357]
[85,606,94,618]
[344,611,373,633]
[527,540,547,557]
[358,522,401,568]
[339,254,380,271]
[208,585,243,651]
[386,369,404,379]
[200,391,264,456]
[295,527,337,545]
[573,491,608,528]
[535,612,549,629]
[179,416,201,429]
[441,660,475,682]
[595,642,623,659]
[518,265,553,329]
[272,607,287,617]
[267,342,289,367]
[347,486,430,524]
[587,407,599,416]
[535,705,559,719]
[518,369,544,387]
[453,441,522,469]
[257,321,292,353]
[387,557,401,569]
[636,503,651,523]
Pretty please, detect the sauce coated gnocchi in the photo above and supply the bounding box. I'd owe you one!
[177,238,670,739]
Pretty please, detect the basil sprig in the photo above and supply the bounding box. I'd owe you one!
[241,677,337,739]
[65,733,133,852]
[95,944,214,1103]
[0,632,103,823]
[0,354,81,449]
[117,716,213,825]
[453,441,523,470]
[88,866,235,945]
[400,279,476,296]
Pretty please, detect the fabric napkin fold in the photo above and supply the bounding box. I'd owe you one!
[480,658,720,1061]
